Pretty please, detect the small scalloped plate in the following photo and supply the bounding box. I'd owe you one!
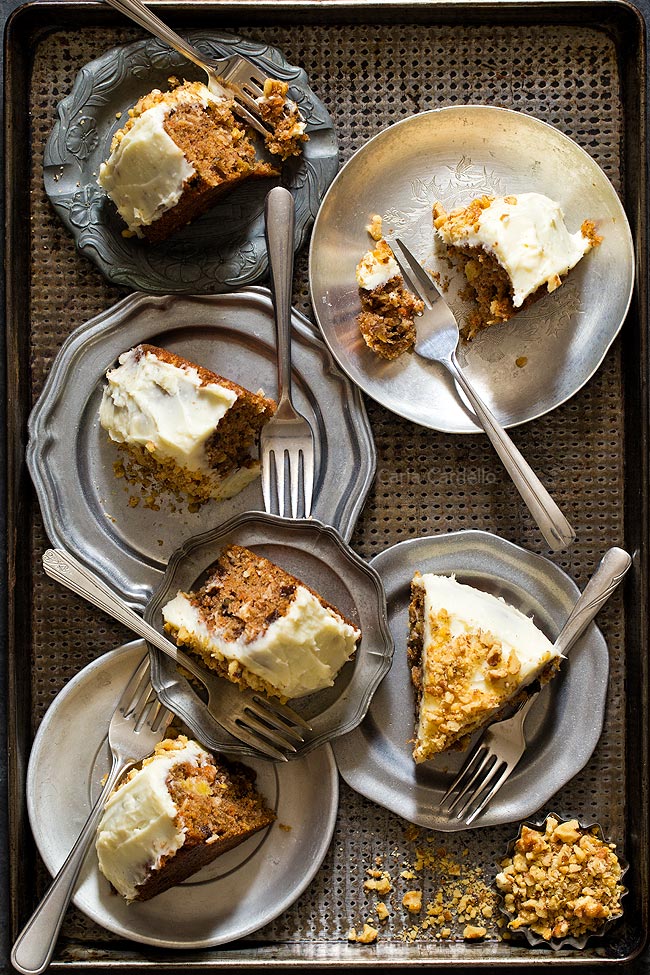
[333,530,610,830]
[44,30,338,293]
[27,640,339,948]
[496,812,628,950]
[144,511,394,758]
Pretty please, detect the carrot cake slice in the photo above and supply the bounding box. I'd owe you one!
[407,572,563,763]
[99,344,276,504]
[96,736,275,902]
[98,79,306,242]
[162,544,361,700]
[355,235,424,360]
[433,193,602,339]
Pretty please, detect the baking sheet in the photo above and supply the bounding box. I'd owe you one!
[5,0,648,967]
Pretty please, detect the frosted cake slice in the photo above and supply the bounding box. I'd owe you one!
[99,344,276,504]
[433,192,602,339]
[162,544,361,701]
[407,572,563,764]
[96,736,274,902]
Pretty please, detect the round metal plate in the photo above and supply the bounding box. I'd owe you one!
[308,106,634,432]
[27,288,375,607]
[144,511,394,757]
[332,530,609,830]
[27,640,339,948]
[44,31,338,294]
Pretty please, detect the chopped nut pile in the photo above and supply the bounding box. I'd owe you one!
[495,816,625,941]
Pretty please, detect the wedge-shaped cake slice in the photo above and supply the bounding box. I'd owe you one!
[163,544,361,700]
[408,572,563,764]
[96,736,275,902]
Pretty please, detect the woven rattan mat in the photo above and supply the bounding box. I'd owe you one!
[27,19,626,952]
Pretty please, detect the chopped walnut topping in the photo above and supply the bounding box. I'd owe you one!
[402,890,423,913]
[496,817,624,941]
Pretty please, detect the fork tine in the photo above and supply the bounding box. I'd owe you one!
[453,757,504,821]
[445,749,496,814]
[390,246,423,300]
[262,448,274,514]
[393,238,441,306]
[229,721,290,762]
[302,450,314,519]
[463,762,514,826]
[290,451,301,519]
[243,705,305,744]
[236,712,298,753]
[253,694,312,731]
[119,656,153,718]
[277,450,287,518]
[229,99,271,138]
[439,744,486,806]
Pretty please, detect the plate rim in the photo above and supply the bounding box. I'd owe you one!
[26,639,340,948]
[44,29,339,294]
[144,510,395,758]
[26,286,376,605]
[308,104,635,433]
[333,528,610,830]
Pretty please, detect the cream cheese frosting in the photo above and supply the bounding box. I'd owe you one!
[412,573,562,763]
[435,192,594,306]
[356,238,401,290]
[162,584,360,699]
[99,347,237,473]
[98,84,227,233]
[96,738,209,902]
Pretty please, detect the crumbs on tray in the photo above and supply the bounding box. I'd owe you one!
[347,826,502,946]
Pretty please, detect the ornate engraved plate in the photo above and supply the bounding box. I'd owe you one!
[44,31,338,293]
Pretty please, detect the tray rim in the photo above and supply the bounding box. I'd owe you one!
[4,0,649,968]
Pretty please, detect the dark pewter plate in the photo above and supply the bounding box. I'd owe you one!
[144,511,394,759]
[333,530,609,830]
[44,30,338,293]
[26,288,376,607]
[309,106,634,432]
[27,640,339,947]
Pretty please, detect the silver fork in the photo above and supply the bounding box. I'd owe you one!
[12,655,173,975]
[392,238,575,553]
[438,546,632,826]
[42,548,311,762]
[260,186,315,518]
[104,0,275,137]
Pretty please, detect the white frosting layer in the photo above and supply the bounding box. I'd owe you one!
[162,585,360,699]
[421,573,561,692]
[99,348,237,473]
[98,85,225,232]
[96,739,209,902]
[436,193,593,307]
[356,240,401,290]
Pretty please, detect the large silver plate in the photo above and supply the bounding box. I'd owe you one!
[333,530,609,830]
[309,106,634,432]
[144,512,394,758]
[44,31,338,293]
[27,640,339,948]
[27,288,375,606]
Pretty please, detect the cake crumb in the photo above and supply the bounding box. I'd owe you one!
[348,923,378,944]
[367,214,383,241]
[515,356,528,367]
[278,823,292,832]
[403,890,423,913]
[376,902,390,921]
[463,924,487,939]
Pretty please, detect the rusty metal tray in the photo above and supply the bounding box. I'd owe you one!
[4,0,649,968]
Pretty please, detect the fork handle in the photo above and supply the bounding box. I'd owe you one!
[104,0,228,94]
[11,756,127,975]
[553,546,631,656]
[265,186,296,403]
[42,549,208,686]
[448,352,575,551]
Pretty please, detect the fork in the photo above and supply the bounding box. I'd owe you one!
[438,546,632,826]
[42,548,311,762]
[12,655,173,975]
[392,238,575,552]
[261,186,315,518]
[104,0,275,137]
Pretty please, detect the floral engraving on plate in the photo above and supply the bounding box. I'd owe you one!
[44,31,339,294]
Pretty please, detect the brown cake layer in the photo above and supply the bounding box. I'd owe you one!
[130,741,275,901]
